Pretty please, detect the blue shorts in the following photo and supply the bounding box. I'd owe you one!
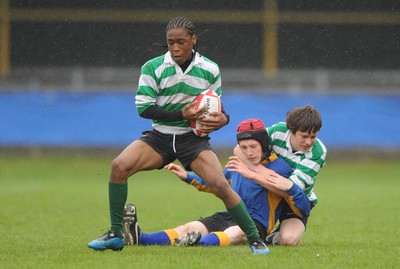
[138,129,213,171]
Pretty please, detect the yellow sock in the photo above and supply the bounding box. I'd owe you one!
[212,232,230,247]
[164,229,180,245]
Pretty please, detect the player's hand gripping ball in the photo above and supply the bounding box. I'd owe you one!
[190,89,221,137]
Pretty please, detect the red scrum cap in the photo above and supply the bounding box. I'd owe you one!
[236,118,271,159]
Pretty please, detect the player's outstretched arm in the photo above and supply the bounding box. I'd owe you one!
[164,163,215,194]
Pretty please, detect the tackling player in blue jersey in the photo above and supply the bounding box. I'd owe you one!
[122,118,310,249]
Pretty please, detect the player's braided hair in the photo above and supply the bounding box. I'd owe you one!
[165,17,196,36]
[151,17,207,57]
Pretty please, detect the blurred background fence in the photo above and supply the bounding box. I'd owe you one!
[1,1,399,158]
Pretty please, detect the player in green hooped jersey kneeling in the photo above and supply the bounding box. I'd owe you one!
[238,105,328,246]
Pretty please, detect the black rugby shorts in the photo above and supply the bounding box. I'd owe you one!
[139,129,213,171]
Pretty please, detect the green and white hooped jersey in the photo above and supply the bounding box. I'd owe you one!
[267,122,327,205]
[135,51,222,135]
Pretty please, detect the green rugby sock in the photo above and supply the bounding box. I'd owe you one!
[227,199,259,243]
[109,182,128,238]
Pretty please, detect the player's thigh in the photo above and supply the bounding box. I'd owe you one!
[113,140,164,173]
[224,225,247,245]
[190,150,229,190]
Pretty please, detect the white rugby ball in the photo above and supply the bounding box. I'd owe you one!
[190,89,221,137]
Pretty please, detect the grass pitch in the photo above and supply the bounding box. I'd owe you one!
[0,152,399,269]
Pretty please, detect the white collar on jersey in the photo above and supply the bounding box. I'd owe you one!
[164,51,203,66]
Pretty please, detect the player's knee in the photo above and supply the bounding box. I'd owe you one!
[179,224,197,234]
[174,221,205,236]
[111,158,123,173]
[174,225,191,235]
[278,233,301,246]
[210,182,231,200]
[110,158,130,181]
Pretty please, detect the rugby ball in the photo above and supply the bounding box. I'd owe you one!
[190,89,221,137]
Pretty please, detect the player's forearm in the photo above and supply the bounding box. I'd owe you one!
[140,105,183,121]
[247,169,288,198]
[254,164,295,197]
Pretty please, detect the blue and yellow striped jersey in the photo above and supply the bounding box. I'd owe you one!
[184,155,311,234]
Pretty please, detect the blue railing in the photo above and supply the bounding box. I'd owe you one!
[1,90,399,149]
